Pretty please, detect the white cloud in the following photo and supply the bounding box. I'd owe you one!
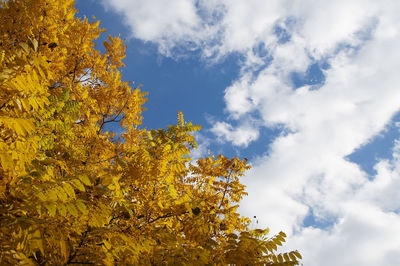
[237,4,400,263]
[289,0,378,57]
[223,74,254,118]
[101,0,220,57]
[216,0,282,54]
[356,140,400,213]
[288,205,400,266]
[210,121,259,147]
[102,0,400,265]
[102,0,200,40]
[189,132,211,160]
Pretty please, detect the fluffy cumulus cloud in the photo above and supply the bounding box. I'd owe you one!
[103,0,400,265]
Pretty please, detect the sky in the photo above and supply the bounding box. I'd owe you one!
[76,1,400,265]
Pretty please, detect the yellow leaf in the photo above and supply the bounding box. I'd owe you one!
[76,201,88,215]
[63,183,75,198]
[19,42,30,53]
[36,205,42,216]
[103,240,111,250]
[12,119,27,136]
[277,254,283,263]
[55,186,68,201]
[60,239,68,259]
[47,189,58,202]
[101,175,113,186]
[29,37,38,51]
[0,152,13,170]
[67,202,78,217]
[289,252,297,261]
[169,185,178,199]
[284,253,290,262]
[45,203,56,217]
[58,203,67,217]
[30,229,44,255]
[71,179,85,192]
[20,98,30,111]
[36,192,46,201]
[79,175,91,186]
[294,250,302,259]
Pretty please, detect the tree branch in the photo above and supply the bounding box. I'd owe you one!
[218,173,232,210]
[65,228,90,265]
[96,100,128,134]
[138,211,189,230]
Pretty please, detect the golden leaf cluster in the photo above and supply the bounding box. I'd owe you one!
[0,0,301,265]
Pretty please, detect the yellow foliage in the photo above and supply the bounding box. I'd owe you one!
[0,0,301,265]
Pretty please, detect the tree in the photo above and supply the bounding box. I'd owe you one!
[0,0,302,264]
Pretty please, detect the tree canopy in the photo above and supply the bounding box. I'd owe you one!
[0,0,301,264]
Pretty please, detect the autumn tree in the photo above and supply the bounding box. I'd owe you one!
[0,0,301,264]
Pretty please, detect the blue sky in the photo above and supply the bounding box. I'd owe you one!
[76,1,400,265]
